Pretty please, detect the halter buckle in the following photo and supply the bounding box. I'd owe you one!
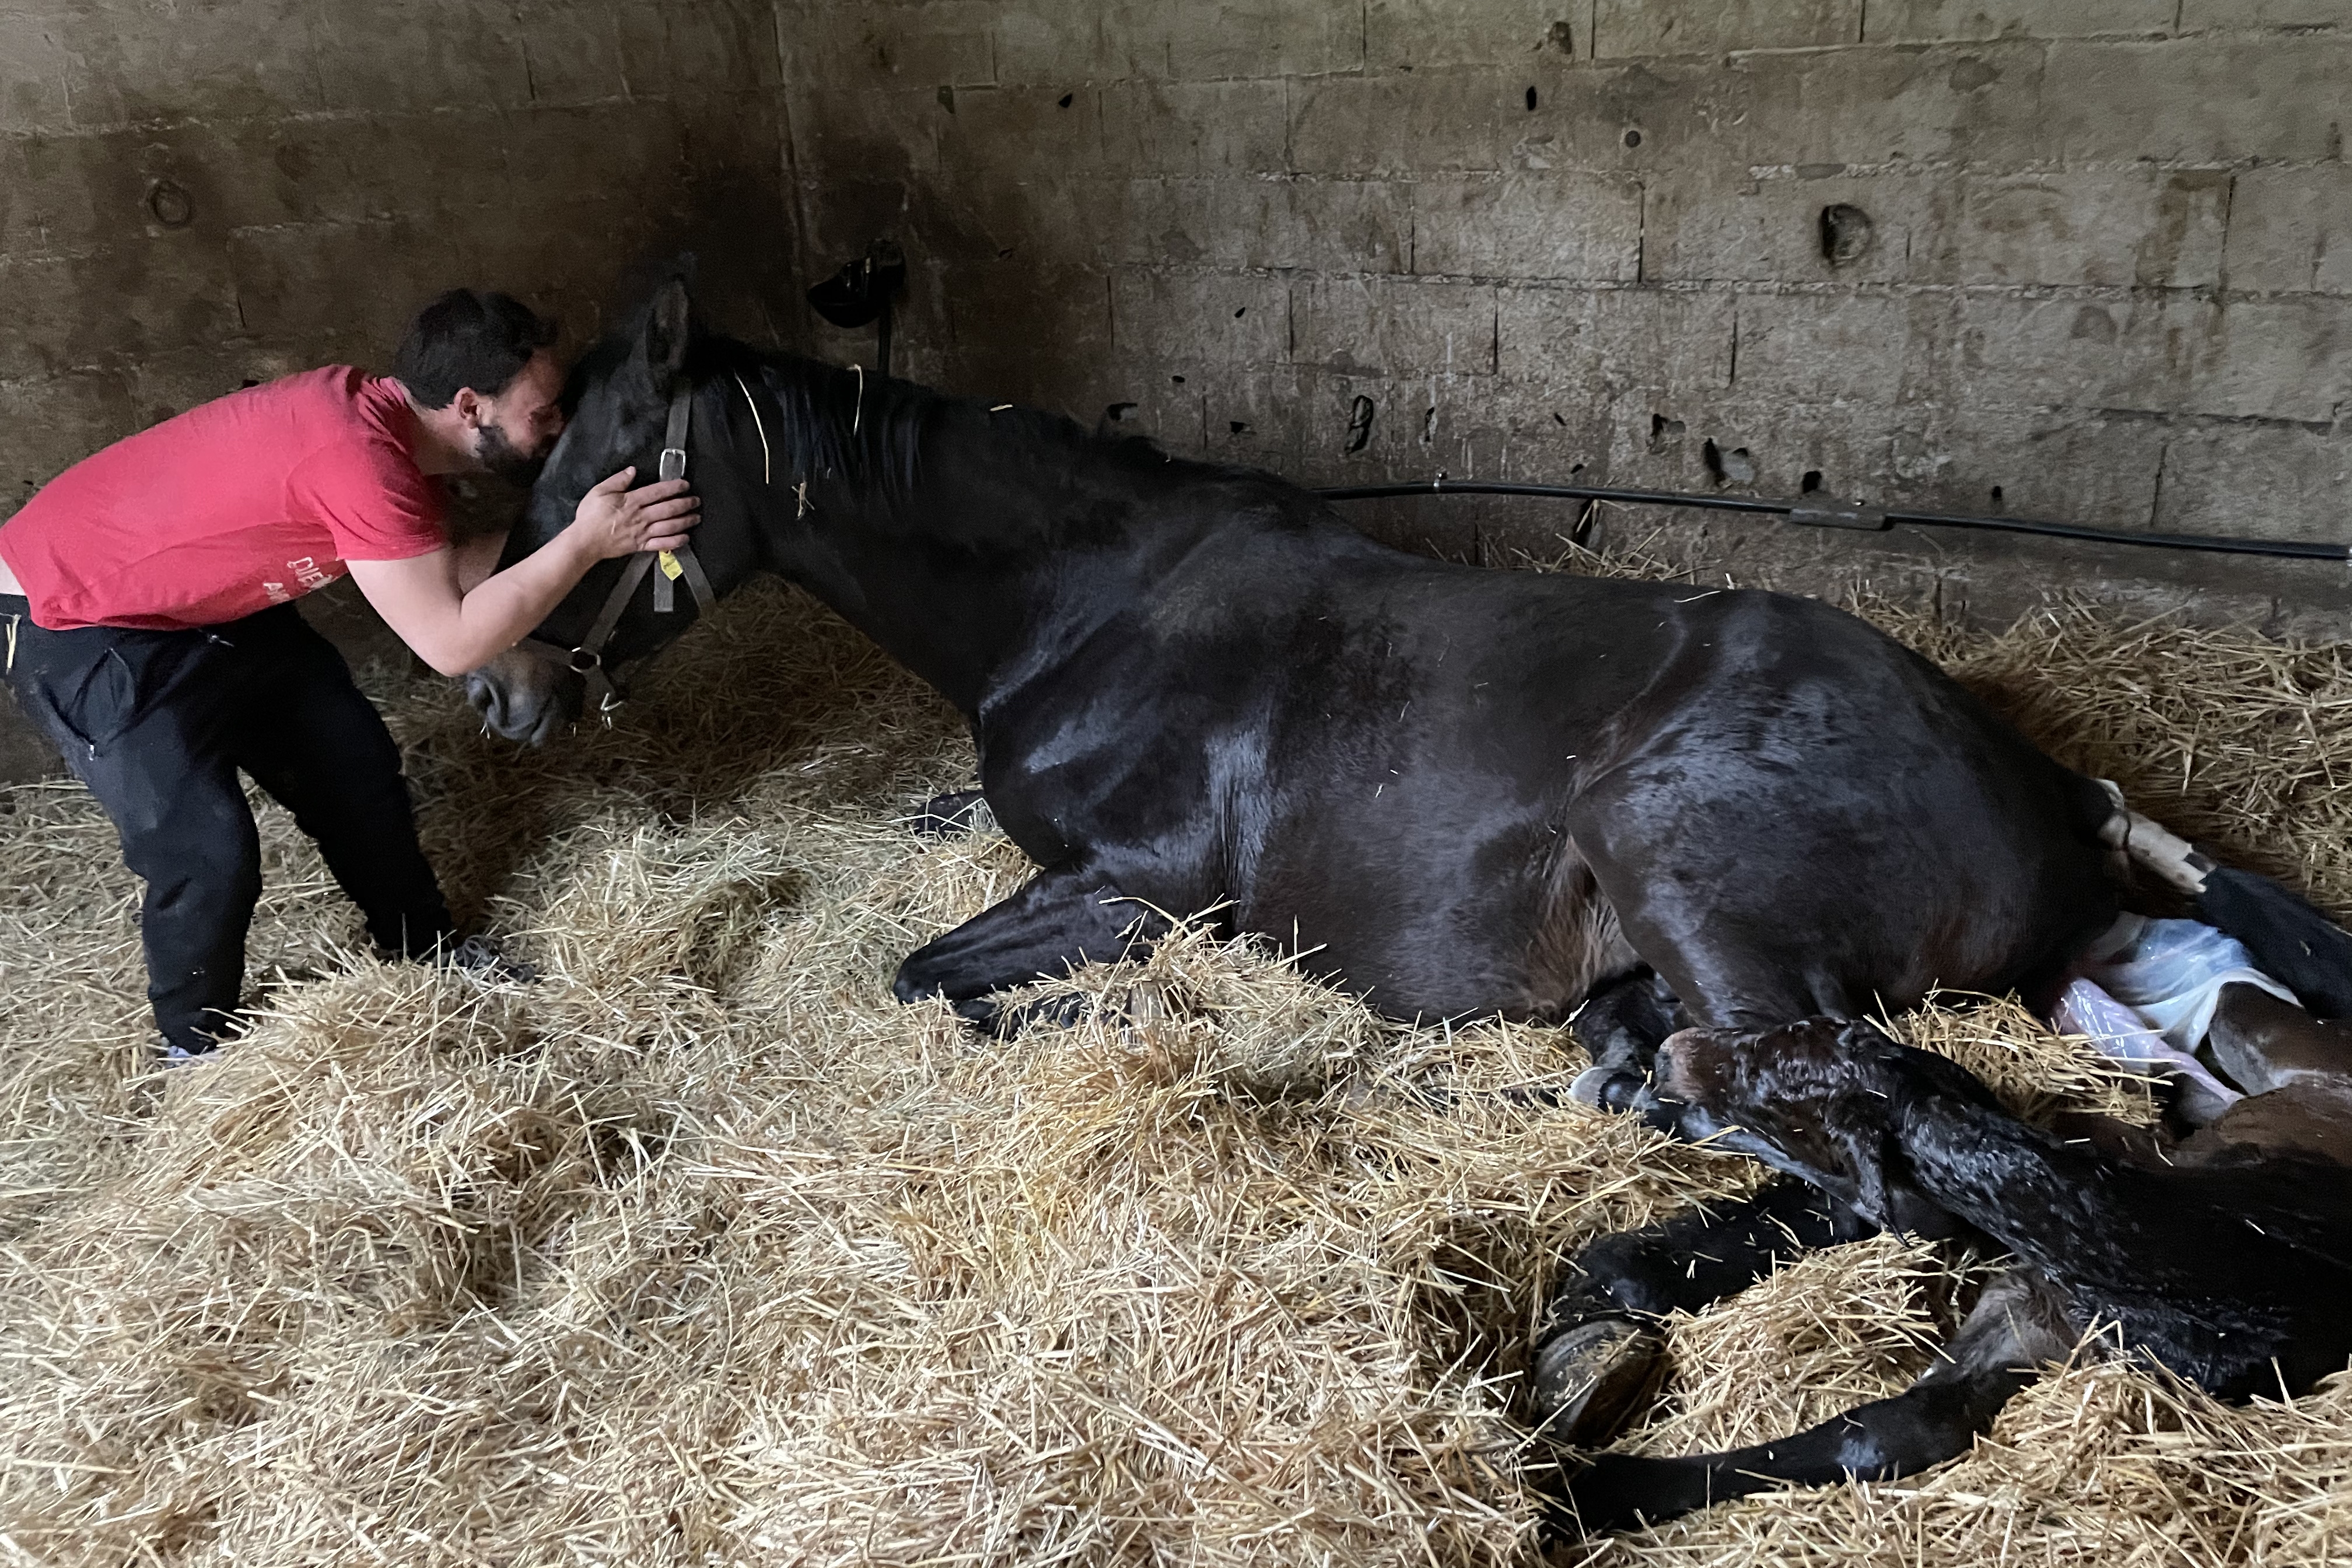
[566,646,602,674]
[659,447,687,483]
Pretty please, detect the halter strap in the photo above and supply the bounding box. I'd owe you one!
[651,382,718,616]
[524,377,723,720]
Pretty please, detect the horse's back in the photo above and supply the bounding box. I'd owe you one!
[990,514,2115,1026]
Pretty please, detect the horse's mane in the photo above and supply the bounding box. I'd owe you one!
[569,296,1293,535]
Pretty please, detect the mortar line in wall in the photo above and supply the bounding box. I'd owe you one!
[1092,265,2314,310]
[1635,181,1647,285]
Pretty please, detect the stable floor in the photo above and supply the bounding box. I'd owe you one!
[2,559,2348,1567]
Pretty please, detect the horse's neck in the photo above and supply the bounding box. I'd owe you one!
[748,372,1166,715]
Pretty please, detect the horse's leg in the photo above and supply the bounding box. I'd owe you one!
[1552,1268,2069,1536]
[1529,1178,1880,1443]
[892,863,1168,1032]
[2207,982,2352,1093]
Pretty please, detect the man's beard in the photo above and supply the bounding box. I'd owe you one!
[475,422,548,484]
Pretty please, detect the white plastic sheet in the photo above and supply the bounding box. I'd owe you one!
[2056,914,2303,1123]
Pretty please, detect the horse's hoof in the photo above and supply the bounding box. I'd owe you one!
[909,789,992,839]
[954,990,1090,1039]
[1570,1065,1651,1114]
[1527,1316,1667,1447]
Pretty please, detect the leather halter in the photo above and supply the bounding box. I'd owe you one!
[536,380,719,718]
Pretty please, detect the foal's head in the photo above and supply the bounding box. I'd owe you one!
[1660,1017,1992,1235]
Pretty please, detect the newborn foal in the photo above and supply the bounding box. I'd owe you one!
[1549,1004,2352,1534]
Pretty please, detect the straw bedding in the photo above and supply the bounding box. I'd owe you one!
[2,548,2349,1567]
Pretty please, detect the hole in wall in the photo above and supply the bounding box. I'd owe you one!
[1421,407,1437,444]
[1819,204,1874,267]
[1648,412,1684,451]
[1552,412,1567,426]
[1801,469,1823,494]
[1171,374,1185,384]
[1057,92,1073,108]
[146,178,195,228]
[937,86,955,113]
[1622,128,1643,148]
[1228,420,1250,435]
[1105,402,1137,424]
[1989,484,2004,506]
[1344,394,1376,454]
[1525,86,1538,110]
[1233,306,1247,318]
[1701,440,1756,486]
[1547,20,1573,51]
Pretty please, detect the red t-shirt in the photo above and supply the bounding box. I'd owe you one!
[0,368,448,631]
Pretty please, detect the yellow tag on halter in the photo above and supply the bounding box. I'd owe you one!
[657,551,684,581]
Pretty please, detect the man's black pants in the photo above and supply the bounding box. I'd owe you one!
[2,596,453,1052]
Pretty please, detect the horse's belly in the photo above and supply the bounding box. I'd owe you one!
[1237,807,1632,1023]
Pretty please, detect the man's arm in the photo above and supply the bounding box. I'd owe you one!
[348,467,698,677]
[453,527,508,594]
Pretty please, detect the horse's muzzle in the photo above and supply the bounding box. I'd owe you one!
[464,645,583,746]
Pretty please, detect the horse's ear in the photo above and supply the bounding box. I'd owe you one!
[639,276,693,389]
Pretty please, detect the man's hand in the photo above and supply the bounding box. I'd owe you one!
[569,467,700,559]
[352,468,701,678]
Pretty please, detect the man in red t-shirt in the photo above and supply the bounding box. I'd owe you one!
[0,289,698,1060]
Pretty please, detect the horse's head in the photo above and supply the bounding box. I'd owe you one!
[465,276,769,743]
[1658,1017,1992,1237]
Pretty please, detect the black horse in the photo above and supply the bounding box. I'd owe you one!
[474,278,2122,1044]
[465,278,2349,1514]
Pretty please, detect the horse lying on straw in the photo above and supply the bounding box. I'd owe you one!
[463,277,2352,1518]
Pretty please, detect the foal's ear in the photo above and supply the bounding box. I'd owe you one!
[638,276,694,390]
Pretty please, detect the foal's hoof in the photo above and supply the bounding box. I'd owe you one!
[1570,1066,1686,1135]
[909,789,993,839]
[1527,1316,1667,1447]
[1570,1065,1649,1113]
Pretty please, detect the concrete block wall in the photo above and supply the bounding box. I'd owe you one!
[778,1,2352,629]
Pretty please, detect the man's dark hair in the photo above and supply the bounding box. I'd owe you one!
[393,289,558,409]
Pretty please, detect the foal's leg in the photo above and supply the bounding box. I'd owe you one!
[1529,1179,1880,1444]
[1569,968,1685,1118]
[892,863,1169,1033]
[1552,1268,2068,1536]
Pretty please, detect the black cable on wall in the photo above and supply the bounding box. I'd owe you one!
[1316,478,2352,565]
